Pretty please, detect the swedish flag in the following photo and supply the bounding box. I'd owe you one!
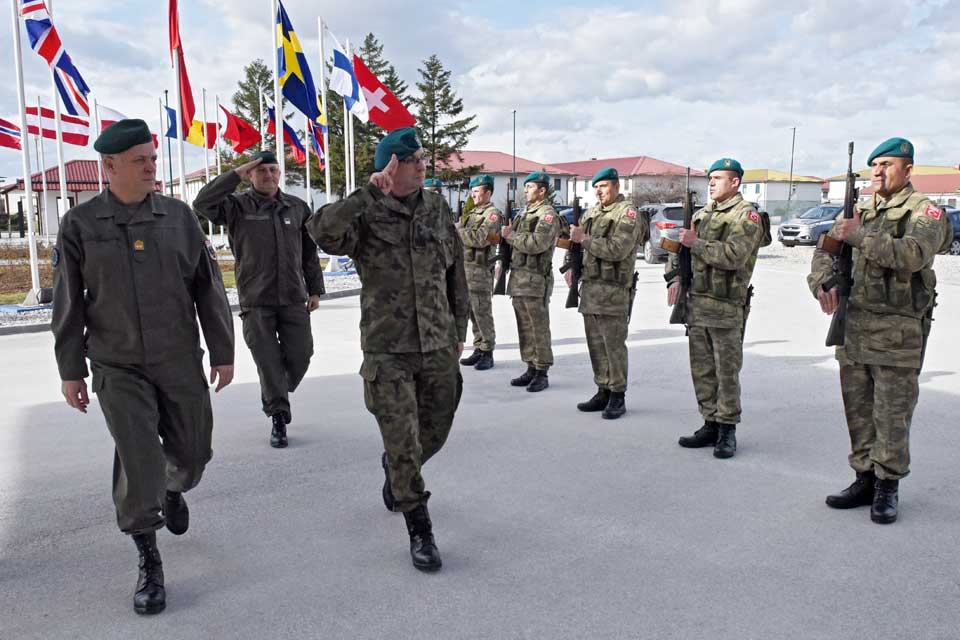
[276,0,320,121]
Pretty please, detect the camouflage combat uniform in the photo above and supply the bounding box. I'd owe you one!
[808,186,952,479]
[51,190,235,534]
[666,193,763,425]
[507,199,562,370]
[307,184,469,512]
[577,195,642,392]
[459,201,502,352]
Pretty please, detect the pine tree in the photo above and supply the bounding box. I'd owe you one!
[413,54,479,186]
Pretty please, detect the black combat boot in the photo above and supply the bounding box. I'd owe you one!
[403,505,442,572]
[577,387,610,412]
[678,422,719,448]
[381,452,395,512]
[510,365,536,387]
[474,350,494,371]
[132,532,165,615]
[714,424,737,459]
[163,491,189,535]
[270,414,288,448]
[871,478,899,524]
[526,369,549,392]
[825,470,876,509]
[460,349,482,366]
[602,392,626,420]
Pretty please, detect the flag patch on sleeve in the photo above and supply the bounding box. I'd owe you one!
[748,210,760,223]
[924,204,942,220]
[489,213,498,222]
[625,208,637,220]
[204,239,218,261]
[544,214,554,223]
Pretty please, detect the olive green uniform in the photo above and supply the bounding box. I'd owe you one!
[808,186,952,479]
[458,201,502,351]
[308,184,469,512]
[51,190,234,535]
[666,193,763,425]
[577,195,642,392]
[193,171,325,422]
[507,199,561,370]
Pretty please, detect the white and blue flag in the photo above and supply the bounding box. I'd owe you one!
[326,29,368,123]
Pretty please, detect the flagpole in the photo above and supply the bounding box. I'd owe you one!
[257,86,265,150]
[164,89,174,196]
[10,0,40,300]
[214,94,222,176]
[173,48,187,202]
[201,87,211,233]
[346,38,355,193]
[157,97,167,196]
[318,17,331,203]
[45,0,68,230]
[36,97,49,238]
[271,0,285,191]
[94,98,103,192]
[304,114,312,210]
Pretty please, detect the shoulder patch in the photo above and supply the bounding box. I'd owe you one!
[924,204,942,220]
[204,239,218,261]
[489,213,498,222]
[543,214,554,223]
[51,247,59,267]
[625,208,637,220]
[748,210,760,223]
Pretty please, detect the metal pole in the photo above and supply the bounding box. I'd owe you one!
[318,17,331,203]
[157,97,167,196]
[35,99,49,238]
[346,38,356,193]
[10,0,40,296]
[257,86,265,150]
[163,90,174,196]
[304,114,311,209]
[342,97,350,194]
[201,87,211,230]
[512,109,517,203]
[271,0,285,190]
[787,126,796,215]
[45,0,67,226]
[214,94,222,176]
[94,98,103,192]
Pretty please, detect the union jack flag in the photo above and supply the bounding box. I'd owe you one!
[20,0,91,117]
[0,117,22,150]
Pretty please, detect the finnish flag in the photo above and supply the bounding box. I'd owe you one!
[326,29,369,123]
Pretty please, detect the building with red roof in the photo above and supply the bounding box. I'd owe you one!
[548,155,709,207]
[440,150,575,211]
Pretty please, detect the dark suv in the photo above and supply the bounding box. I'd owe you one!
[778,204,843,247]
[944,206,960,255]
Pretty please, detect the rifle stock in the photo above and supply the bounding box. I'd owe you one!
[493,199,513,296]
[668,168,694,325]
[565,196,583,309]
[825,142,858,347]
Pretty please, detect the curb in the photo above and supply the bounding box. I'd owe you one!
[0,287,362,338]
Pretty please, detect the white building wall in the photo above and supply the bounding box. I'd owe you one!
[567,175,708,208]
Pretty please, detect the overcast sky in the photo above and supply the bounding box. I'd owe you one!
[2,0,958,183]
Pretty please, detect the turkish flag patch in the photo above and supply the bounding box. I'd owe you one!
[924,204,942,220]
[625,208,637,220]
[544,214,554,223]
[489,213,498,222]
[748,210,760,223]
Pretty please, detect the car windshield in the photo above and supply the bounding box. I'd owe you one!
[662,207,684,221]
[798,206,841,220]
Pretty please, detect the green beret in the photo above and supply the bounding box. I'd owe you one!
[591,167,619,187]
[523,171,551,186]
[374,126,421,170]
[93,119,153,154]
[707,158,744,177]
[868,137,914,165]
[423,178,443,189]
[469,174,494,190]
[251,150,278,165]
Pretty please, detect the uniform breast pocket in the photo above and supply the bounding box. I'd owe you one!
[81,234,123,280]
[367,218,406,247]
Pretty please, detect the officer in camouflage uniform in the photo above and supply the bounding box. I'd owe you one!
[808,137,952,525]
[423,177,443,194]
[307,127,468,572]
[666,158,764,459]
[458,174,502,371]
[570,168,642,419]
[504,171,562,392]
[52,120,235,614]
[193,150,325,449]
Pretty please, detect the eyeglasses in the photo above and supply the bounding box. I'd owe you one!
[400,154,427,166]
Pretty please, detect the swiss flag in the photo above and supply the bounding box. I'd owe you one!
[352,54,416,132]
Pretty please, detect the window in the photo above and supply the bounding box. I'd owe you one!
[554,178,561,192]
[755,184,760,194]
[508,177,517,190]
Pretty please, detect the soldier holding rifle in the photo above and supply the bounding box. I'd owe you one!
[809,138,952,524]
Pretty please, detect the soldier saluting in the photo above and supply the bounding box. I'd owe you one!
[193,150,325,448]
[307,128,468,572]
[809,138,952,524]
[52,120,235,614]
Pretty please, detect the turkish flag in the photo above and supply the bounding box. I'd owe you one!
[352,54,416,132]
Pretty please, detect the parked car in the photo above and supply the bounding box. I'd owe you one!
[638,203,685,263]
[778,204,843,247]
[945,207,960,255]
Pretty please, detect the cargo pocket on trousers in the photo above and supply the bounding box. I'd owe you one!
[360,358,381,414]
[91,365,105,395]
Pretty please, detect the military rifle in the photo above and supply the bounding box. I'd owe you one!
[818,142,857,347]
[660,167,694,325]
[493,199,513,295]
[563,196,583,308]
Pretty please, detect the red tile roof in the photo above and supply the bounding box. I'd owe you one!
[860,175,960,196]
[442,151,574,175]
[548,156,707,178]
[3,159,107,192]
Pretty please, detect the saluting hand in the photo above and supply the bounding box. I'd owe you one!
[369,154,398,194]
[234,158,263,180]
[818,286,839,316]
[61,379,89,413]
[834,208,862,242]
[210,365,235,392]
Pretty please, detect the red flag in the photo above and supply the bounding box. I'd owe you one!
[0,117,21,150]
[168,0,195,138]
[352,55,415,132]
[220,106,261,153]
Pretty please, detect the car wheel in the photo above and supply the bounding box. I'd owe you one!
[951,239,960,256]
[644,240,657,263]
